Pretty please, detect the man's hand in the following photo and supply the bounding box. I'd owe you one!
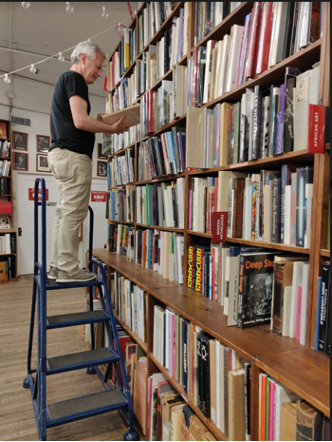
[109,115,132,135]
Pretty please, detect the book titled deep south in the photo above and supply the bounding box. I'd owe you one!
[237,252,275,328]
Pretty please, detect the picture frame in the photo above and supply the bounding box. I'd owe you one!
[13,152,29,171]
[36,134,50,152]
[98,143,107,159]
[13,131,28,150]
[97,161,107,177]
[36,154,51,173]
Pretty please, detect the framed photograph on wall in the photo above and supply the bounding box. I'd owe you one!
[36,134,50,152]
[13,152,29,171]
[36,154,51,173]
[13,131,28,150]
[98,143,107,159]
[97,161,107,177]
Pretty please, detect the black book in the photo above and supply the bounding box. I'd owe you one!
[318,262,329,353]
[10,233,15,254]
[198,332,212,418]
[296,166,313,247]
[276,3,295,63]
[196,46,207,107]
[283,67,301,153]
[171,183,178,228]
[237,252,275,328]
[152,183,159,226]
[325,271,330,357]
[289,2,300,56]
[252,86,263,160]
[272,177,281,243]
[223,2,231,19]
[244,362,251,440]
[137,230,142,264]
[182,318,189,394]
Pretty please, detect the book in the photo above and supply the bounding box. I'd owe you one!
[101,103,140,127]
[296,400,323,441]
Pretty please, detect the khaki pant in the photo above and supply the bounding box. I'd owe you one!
[48,148,92,275]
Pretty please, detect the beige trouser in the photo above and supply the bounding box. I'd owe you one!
[48,148,92,275]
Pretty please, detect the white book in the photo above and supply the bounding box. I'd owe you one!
[274,383,300,441]
[220,246,229,308]
[227,255,240,326]
[304,183,313,248]
[300,263,310,345]
[215,2,223,25]
[268,2,281,68]
[284,185,292,245]
[203,40,215,104]
[282,286,292,337]
[225,25,244,93]
[218,35,231,97]
[290,261,304,338]
[294,69,311,151]
[219,342,225,433]
[214,39,224,99]
[299,2,311,49]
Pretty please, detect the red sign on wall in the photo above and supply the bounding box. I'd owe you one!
[28,188,49,201]
[91,191,106,202]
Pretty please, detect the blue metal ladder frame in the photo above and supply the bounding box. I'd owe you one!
[23,178,139,441]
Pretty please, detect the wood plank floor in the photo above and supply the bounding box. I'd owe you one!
[0,276,131,441]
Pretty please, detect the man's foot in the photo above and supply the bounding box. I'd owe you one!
[48,266,59,280]
[56,270,96,283]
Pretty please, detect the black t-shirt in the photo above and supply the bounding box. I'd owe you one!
[50,70,95,159]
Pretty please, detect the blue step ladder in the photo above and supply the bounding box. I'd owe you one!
[23,178,139,441]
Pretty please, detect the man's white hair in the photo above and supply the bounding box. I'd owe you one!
[71,40,108,66]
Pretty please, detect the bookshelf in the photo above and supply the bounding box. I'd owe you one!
[98,2,330,440]
[0,119,17,282]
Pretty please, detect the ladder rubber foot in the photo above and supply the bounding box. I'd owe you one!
[87,366,96,375]
[23,377,30,389]
[123,430,140,441]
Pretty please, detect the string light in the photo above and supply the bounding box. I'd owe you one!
[58,52,65,62]
[4,74,11,84]
[29,64,37,73]
[21,2,30,9]
[102,6,109,19]
[65,2,74,13]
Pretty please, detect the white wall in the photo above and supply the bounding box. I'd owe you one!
[0,75,109,275]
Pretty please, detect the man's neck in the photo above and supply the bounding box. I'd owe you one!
[70,64,84,77]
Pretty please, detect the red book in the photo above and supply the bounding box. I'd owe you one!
[256,2,273,75]
[245,2,263,81]
[0,202,12,213]
[307,104,328,153]
[112,54,115,89]
[103,76,108,92]
[212,212,228,243]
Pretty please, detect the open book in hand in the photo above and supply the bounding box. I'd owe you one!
[101,104,140,128]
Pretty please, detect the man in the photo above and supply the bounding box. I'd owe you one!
[48,40,130,283]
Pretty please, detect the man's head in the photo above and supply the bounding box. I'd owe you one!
[70,40,107,85]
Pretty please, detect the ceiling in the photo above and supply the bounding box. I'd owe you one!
[0,2,138,97]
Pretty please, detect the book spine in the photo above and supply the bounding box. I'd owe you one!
[200,337,211,418]
[275,83,285,155]
[272,178,281,243]
[318,263,329,353]
[252,85,261,160]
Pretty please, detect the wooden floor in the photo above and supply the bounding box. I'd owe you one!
[0,276,130,441]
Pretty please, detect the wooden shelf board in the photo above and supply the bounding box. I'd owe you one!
[108,183,135,190]
[136,223,184,233]
[113,312,148,353]
[108,142,135,159]
[188,150,315,175]
[320,249,330,257]
[203,39,321,109]
[150,114,187,139]
[93,249,180,291]
[187,230,212,238]
[136,172,185,185]
[0,253,16,257]
[150,354,227,441]
[107,220,133,226]
[0,195,11,197]
[0,229,16,233]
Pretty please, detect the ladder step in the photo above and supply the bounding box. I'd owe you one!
[47,389,128,427]
[46,310,109,329]
[46,348,119,375]
[35,274,103,291]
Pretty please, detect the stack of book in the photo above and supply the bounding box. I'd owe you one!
[135,229,184,284]
[0,177,10,195]
[315,262,330,357]
[107,223,134,260]
[153,306,251,440]
[108,27,136,90]
[187,64,322,167]
[0,255,16,281]
[107,186,135,223]
[0,160,11,177]
[112,271,147,343]
[107,147,135,187]
[0,140,10,158]
[0,233,15,254]
[136,179,185,229]
[138,130,186,181]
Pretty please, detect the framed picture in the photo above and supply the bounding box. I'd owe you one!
[13,152,29,171]
[36,134,50,152]
[13,131,28,150]
[97,161,107,177]
[98,143,107,159]
[36,154,51,173]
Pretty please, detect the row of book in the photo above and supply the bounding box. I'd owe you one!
[110,76,137,111]
[315,262,330,357]
[187,64,322,169]
[0,177,10,195]
[136,178,185,229]
[135,229,184,284]
[0,216,10,229]
[153,308,251,439]
[107,186,135,223]
[188,2,321,107]
[107,224,134,259]
[0,140,10,158]
[111,271,147,344]
[193,2,241,45]
[190,165,314,248]
[138,129,186,182]
[108,27,136,90]
[0,255,15,281]
[103,125,138,156]
[0,160,11,177]
[107,148,135,188]
[259,373,330,441]
[0,233,15,254]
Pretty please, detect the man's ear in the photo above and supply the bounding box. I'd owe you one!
[81,53,87,65]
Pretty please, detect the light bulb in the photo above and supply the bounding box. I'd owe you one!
[58,52,65,62]
[30,64,37,73]
[102,6,109,19]
[4,74,11,84]
[66,2,74,13]
[22,2,30,9]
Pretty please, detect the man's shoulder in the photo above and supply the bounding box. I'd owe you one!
[57,70,85,86]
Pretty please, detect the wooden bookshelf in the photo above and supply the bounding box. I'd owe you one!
[104,2,331,439]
